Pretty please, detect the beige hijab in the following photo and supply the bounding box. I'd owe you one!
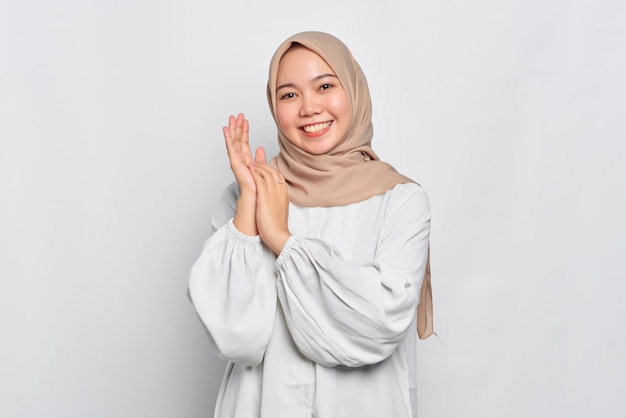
[267,31,434,339]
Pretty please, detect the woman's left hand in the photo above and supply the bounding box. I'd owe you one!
[249,162,291,255]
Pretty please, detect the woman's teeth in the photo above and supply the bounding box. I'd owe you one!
[302,122,331,133]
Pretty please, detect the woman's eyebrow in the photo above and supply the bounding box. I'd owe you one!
[276,74,338,91]
[276,82,295,91]
[312,73,337,82]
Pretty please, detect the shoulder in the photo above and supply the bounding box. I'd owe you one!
[384,182,431,222]
[388,182,429,206]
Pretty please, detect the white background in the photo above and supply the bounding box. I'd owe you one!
[1,0,625,417]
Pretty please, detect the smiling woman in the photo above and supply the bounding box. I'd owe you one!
[188,31,434,418]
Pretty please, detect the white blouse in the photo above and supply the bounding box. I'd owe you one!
[188,182,431,418]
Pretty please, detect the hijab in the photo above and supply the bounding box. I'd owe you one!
[267,31,434,339]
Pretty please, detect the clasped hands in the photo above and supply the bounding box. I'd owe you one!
[223,113,291,255]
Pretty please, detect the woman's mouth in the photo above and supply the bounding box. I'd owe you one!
[302,121,332,133]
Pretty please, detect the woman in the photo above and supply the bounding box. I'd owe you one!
[189,31,433,418]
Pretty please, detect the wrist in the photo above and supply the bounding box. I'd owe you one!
[233,196,258,236]
[237,190,256,205]
[268,231,291,255]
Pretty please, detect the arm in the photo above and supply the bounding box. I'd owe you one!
[187,114,277,366]
[274,184,431,367]
[188,184,278,366]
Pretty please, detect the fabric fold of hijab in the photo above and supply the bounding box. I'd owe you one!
[267,31,434,339]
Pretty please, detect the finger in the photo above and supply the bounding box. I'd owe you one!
[249,166,266,195]
[228,114,237,132]
[235,113,245,142]
[251,163,283,187]
[250,163,273,187]
[223,125,236,157]
[223,115,232,140]
[224,120,241,159]
[232,114,243,136]
[277,171,287,188]
[255,146,266,164]
[241,117,250,154]
[226,115,237,149]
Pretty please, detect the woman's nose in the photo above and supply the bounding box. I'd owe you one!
[299,94,321,117]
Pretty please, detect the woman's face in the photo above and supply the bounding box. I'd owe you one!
[275,46,351,155]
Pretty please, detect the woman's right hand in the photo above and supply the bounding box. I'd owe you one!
[223,113,265,236]
[223,113,260,197]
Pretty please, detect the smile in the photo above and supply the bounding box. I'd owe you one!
[302,121,332,133]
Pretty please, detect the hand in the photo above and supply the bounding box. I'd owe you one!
[223,113,265,236]
[223,113,264,197]
[249,162,291,254]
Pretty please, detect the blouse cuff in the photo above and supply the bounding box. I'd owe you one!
[226,218,261,243]
[273,234,299,271]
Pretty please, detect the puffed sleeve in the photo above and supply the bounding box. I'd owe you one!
[274,184,430,367]
[188,183,277,366]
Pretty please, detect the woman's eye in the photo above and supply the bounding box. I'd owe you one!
[320,83,332,90]
[280,92,295,100]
